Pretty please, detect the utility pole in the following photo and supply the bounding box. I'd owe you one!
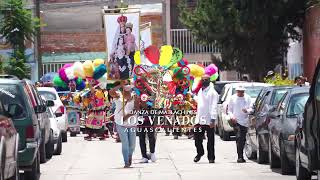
[35,0,42,80]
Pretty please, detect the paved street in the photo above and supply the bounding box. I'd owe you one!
[38,133,294,180]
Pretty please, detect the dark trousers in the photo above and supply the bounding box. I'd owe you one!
[194,125,215,160]
[235,124,248,159]
[137,120,156,159]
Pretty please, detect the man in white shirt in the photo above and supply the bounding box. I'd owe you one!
[193,74,219,163]
[228,86,252,163]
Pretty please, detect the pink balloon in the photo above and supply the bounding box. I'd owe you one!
[63,64,73,69]
[205,64,218,76]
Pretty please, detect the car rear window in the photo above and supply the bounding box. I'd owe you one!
[271,89,289,105]
[39,91,56,100]
[287,93,308,117]
[214,83,227,94]
[0,84,27,119]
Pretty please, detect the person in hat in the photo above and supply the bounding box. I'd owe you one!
[227,86,252,163]
[193,74,219,163]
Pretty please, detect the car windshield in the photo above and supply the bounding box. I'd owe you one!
[232,86,264,98]
[214,83,227,94]
[0,84,27,119]
[39,91,56,100]
[271,89,289,105]
[287,93,308,117]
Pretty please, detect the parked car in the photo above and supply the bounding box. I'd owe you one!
[47,107,62,155]
[0,78,42,179]
[268,86,309,175]
[245,86,292,163]
[25,80,53,164]
[214,81,243,95]
[0,97,20,180]
[295,62,320,180]
[217,82,272,140]
[37,87,68,142]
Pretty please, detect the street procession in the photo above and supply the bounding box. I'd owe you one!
[1,0,320,180]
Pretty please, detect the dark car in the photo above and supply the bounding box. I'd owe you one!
[245,86,291,163]
[214,81,243,95]
[0,97,20,180]
[295,62,320,180]
[268,87,309,175]
[0,78,43,179]
[24,80,53,163]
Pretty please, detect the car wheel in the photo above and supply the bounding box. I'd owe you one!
[280,139,294,175]
[296,145,311,180]
[0,137,5,180]
[70,132,77,137]
[61,132,68,143]
[245,133,256,160]
[54,136,62,155]
[39,137,47,163]
[222,129,230,141]
[257,135,268,164]
[268,138,280,168]
[9,135,20,180]
[24,150,40,180]
[45,131,54,159]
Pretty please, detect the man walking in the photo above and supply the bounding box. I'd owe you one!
[193,74,219,163]
[227,86,252,163]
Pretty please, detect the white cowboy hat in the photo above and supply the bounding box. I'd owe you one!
[235,86,246,91]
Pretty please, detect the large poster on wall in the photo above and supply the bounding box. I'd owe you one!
[104,12,140,80]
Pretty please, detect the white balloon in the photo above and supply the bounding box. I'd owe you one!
[73,61,85,78]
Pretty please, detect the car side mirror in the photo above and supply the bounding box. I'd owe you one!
[269,111,280,119]
[46,100,54,107]
[7,104,24,118]
[34,105,46,114]
[55,113,63,117]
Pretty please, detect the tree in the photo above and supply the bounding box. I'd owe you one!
[0,0,40,79]
[179,0,312,80]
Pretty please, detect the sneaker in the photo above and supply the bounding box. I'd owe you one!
[209,159,215,163]
[194,155,202,163]
[150,153,157,162]
[237,158,246,163]
[129,156,132,166]
[124,164,131,168]
[140,158,149,163]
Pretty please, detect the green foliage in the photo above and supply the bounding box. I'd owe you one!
[3,51,30,79]
[179,0,313,81]
[264,73,294,86]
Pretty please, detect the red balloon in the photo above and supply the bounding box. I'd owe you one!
[144,45,160,64]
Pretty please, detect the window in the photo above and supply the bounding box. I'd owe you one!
[39,91,56,100]
[0,84,27,119]
[287,93,309,117]
[271,89,289,105]
[257,91,270,112]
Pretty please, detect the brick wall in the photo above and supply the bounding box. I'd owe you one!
[41,13,163,53]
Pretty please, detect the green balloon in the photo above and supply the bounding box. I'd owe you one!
[210,73,219,81]
[53,75,67,89]
[167,48,183,68]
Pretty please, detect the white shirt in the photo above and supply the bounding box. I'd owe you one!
[227,94,252,127]
[114,96,136,126]
[195,83,219,125]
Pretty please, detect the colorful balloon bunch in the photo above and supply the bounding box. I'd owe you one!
[53,59,108,91]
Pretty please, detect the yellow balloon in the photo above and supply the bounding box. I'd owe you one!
[170,63,178,69]
[159,45,173,66]
[83,60,94,77]
[134,51,141,65]
[188,64,204,77]
[93,59,104,67]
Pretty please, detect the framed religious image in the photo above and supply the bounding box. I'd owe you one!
[103,12,140,80]
[140,22,152,50]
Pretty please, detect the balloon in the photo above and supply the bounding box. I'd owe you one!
[159,45,173,66]
[172,67,185,80]
[93,64,107,80]
[167,48,183,68]
[53,75,68,89]
[144,45,160,64]
[58,68,68,82]
[134,51,141,65]
[65,67,75,80]
[83,60,94,77]
[97,74,108,83]
[188,64,205,77]
[205,64,218,76]
[210,73,219,81]
[93,59,104,67]
[170,63,178,69]
[63,64,73,69]
[73,61,85,78]
[163,71,172,82]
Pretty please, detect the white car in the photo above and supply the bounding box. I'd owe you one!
[47,107,62,155]
[37,87,68,142]
[217,82,272,141]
